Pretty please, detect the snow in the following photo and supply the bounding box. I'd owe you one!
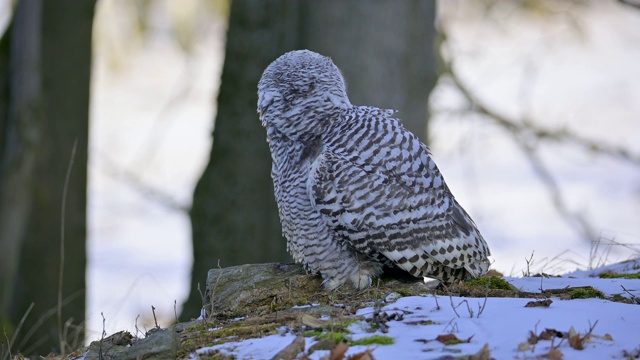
[193,269,640,359]
[508,276,638,299]
[566,258,640,278]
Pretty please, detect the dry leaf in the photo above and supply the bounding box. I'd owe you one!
[546,347,564,360]
[271,335,306,360]
[330,342,349,360]
[602,333,613,341]
[525,299,553,308]
[436,334,459,344]
[405,320,436,326]
[301,314,325,329]
[435,333,473,345]
[539,328,563,341]
[527,330,538,345]
[347,349,376,360]
[568,334,584,350]
[517,342,531,351]
[469,343,491,360]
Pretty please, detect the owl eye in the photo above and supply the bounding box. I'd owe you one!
[283,88,298,102]
[284,79,317,102]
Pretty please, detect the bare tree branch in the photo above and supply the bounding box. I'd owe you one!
[433,21,640,244]
[443,60,640,167]
[618,0,640,11]
[99,152,190,213]
[440,58,600,242]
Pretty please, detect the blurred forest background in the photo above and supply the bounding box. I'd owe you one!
[0,0,639,357]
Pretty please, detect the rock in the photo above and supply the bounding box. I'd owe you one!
[85,327,179,360]
[203,262,431,317]
[204,263,322,316]
[271,335,305,360]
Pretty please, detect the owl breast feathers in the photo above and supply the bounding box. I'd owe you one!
[258,50,491,290]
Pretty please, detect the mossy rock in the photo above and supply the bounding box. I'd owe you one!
[570,288,605,299]
[466,276,515,290]
[599,271,640,279]
[203,263,432,319]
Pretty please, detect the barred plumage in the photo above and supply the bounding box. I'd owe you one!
[258,50,491,290]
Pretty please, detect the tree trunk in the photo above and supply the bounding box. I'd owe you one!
[0,0,96,356]
[303,0,437,142]
[183,0,302,319]
[183,0,437,319]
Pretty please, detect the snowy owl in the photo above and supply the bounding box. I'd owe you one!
[257,50,490,290]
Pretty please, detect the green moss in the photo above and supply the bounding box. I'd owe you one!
[295,298,309,305]
[443,338,468,345]
[599,272,640,279]
[317,331,350,343]
[396,289,413,297]
[611,294,627,302]
[570,288,605,299]
[351,335,394,346]
[466,276,514,290]
[304,330,323,337]
[330,318,359,329]
[178,323,280,358]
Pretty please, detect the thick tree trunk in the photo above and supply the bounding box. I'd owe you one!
[183,0,302,319]
[303,1,437,142]
[183,0,437,319]
[0,0,95,356]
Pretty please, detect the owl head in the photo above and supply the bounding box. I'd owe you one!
[258,50,352,140]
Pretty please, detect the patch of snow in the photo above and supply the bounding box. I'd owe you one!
[192,264,640,359]
[196,333,300,359]
[195,290,640,359]
[507,276,638,298]
[292,303,320,309]
[565,258,640,278]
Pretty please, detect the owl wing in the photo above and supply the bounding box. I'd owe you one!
[307,120,489,279]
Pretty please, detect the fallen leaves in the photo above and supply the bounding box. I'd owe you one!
[567,327,584,350]
[524,299,553,308]
[415,333,474,345]
[271,333,379,360]
[322,342,376,360]
[517,319,611,357]
[545,347,564,360]
[327,342,349,360]
[271,335,305,360]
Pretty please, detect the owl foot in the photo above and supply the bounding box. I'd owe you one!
[320,265,380,291]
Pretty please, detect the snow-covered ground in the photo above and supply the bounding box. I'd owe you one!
[193,259,640,359]
[86,0,640,340]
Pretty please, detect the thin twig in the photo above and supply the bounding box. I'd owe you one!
[3,327,12,360]
[135,315,142,339]
[151,306,159,330]
[431,289,441,310]
[477,278,489,318]
[58,139,78,355]
[174,300,179,324]
[621,285,640,304]
[7,302,34,357]
[99,312,106,360]
[197,283,207,325]
[449,293,461,318]
[524,251,535,277]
